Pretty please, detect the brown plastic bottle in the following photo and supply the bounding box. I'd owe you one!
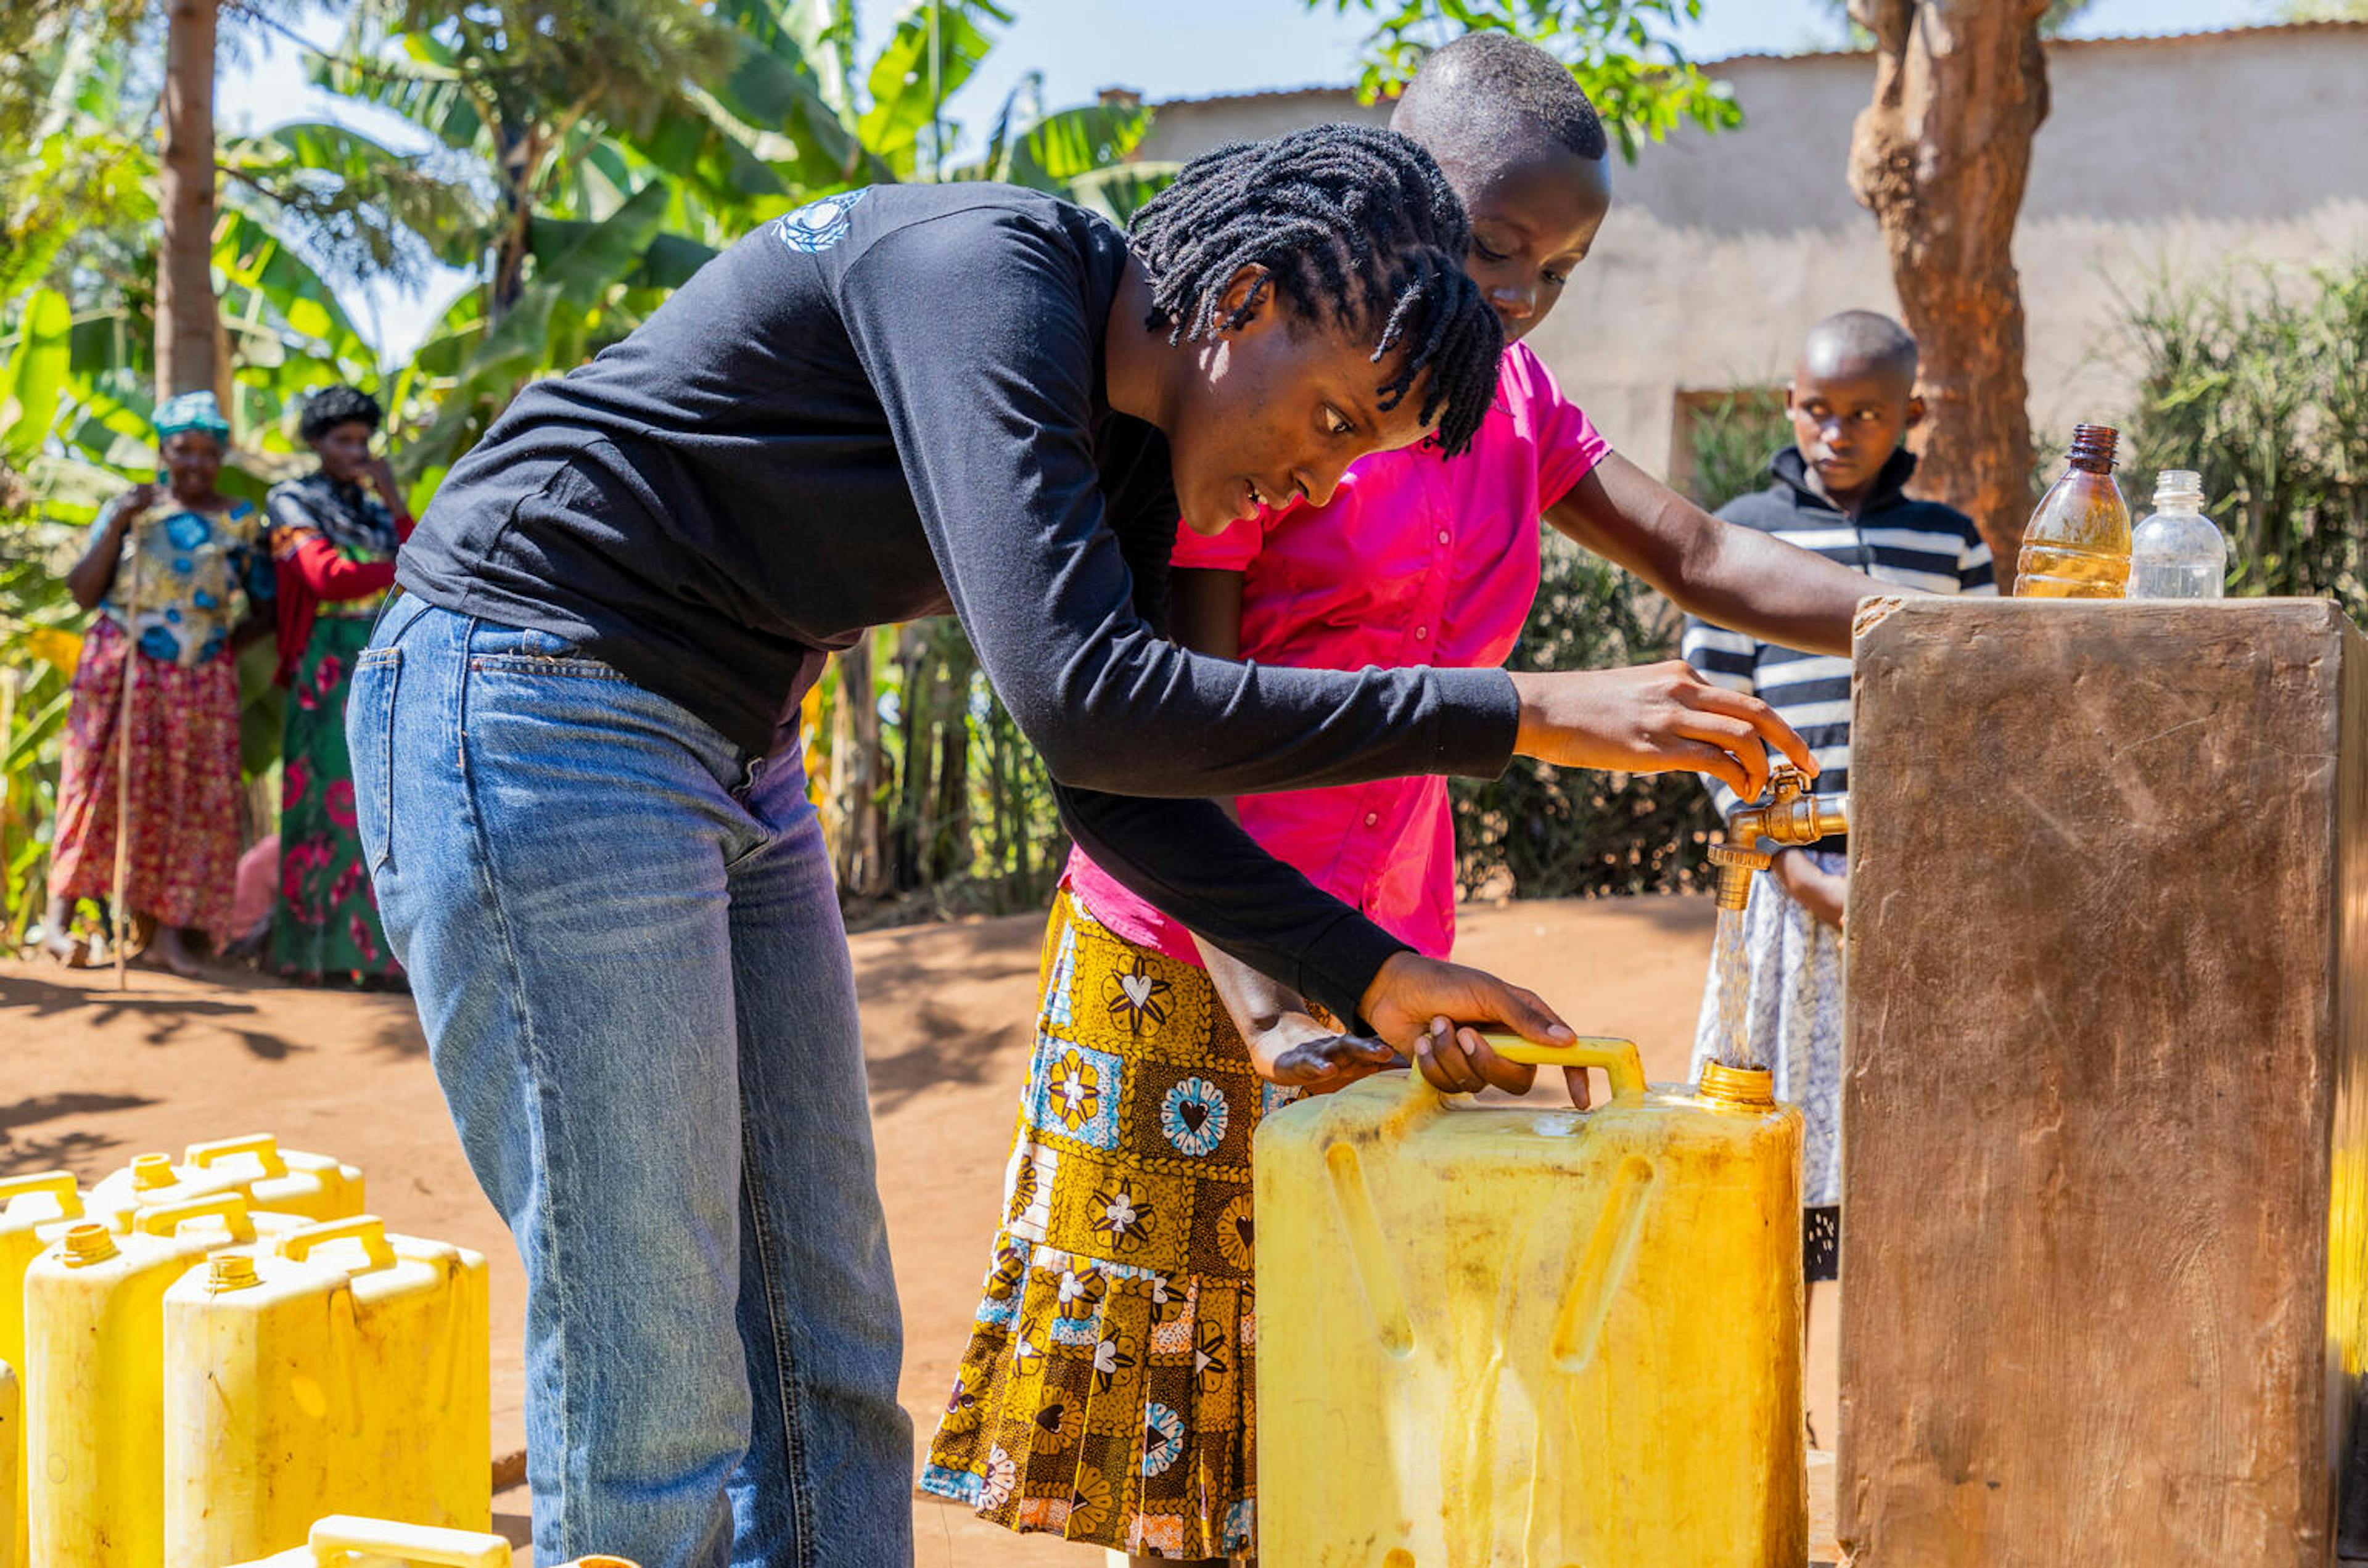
[2015,424,2132,597]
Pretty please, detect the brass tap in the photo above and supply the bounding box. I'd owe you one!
[1709,762,1849,911]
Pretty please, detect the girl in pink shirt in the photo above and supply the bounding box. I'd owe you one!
[928,35,1881,1562]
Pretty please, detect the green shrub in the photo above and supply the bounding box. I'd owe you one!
[2120,262,2368,610]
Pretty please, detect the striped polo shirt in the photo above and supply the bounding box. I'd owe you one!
[1682,446,1996,825]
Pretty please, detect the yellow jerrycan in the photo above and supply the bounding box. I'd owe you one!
[2,1171,87,1568]
[27,1195,283,1568]
[220,1515,640,1568]
[1254,1037,1806,1568]
[162,1215,492,1568]
[0,1357,16,1568]
[88,1136,364,1229]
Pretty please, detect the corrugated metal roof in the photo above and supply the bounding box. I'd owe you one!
[1144,83,1368,110]
[1141,20,2368,107]
[1714,16,2368,64]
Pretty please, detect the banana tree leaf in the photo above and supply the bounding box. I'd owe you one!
[65,311,142,382]
[0,289,72,466]
[707,17,881,189]
[773,0,861,118]
[1027,102,1149,183]
[55,378,153,462]
[237,635,284,779]
[403,181,672,482]
[858,2,998,164]
[1061,162,1180,225]
[528,217,722,293]
[2,688,70,778]
[26,451,140,521]
[213,208,378,372]
[969,71,1040,183]
[634,232,724,291]
[583,97,795,216]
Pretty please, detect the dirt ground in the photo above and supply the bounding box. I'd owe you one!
[3,892,1838,1565]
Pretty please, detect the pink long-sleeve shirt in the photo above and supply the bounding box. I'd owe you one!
[1065,340,1611,966]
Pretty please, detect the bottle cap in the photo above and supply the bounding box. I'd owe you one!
[2153,469,2205,507]
[130,1152,176,1190]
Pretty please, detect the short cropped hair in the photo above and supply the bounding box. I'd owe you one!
[1396,30,1610,164]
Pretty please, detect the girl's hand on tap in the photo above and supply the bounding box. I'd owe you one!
[1508,662,1817,802]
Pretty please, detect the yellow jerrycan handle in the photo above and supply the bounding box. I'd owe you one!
[0,1169,83,1220]
[183,1133,290,1178]
[279,1215,398,1272]
[1473,1033,1650,1099]
[301,1516,511,1568]
[133,1192,258,1243]
[1396,1033,1648,1122]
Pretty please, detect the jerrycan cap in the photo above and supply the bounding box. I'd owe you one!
[61,1223,120,1265]
[1699,1061,1775,1109]
[131,1152,177,1190]
[208,1250,262,1290]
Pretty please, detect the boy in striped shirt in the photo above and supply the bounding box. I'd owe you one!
[1682,310,1994,1323]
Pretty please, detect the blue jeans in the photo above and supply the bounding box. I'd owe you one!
[349,596,911,1568]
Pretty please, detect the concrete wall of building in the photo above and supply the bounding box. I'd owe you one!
[1137,24,2368,485]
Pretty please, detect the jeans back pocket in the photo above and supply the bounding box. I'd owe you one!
[348,646,401,874]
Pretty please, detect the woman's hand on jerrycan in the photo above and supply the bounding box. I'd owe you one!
[1360,952,1585,1103]
[1510,662,1819,803]
[1246,1012,1399,1096]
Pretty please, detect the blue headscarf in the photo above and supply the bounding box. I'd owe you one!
[154,390,229,445]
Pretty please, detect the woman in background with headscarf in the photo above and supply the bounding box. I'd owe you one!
[263,384,411,985]
[41,390,273,975]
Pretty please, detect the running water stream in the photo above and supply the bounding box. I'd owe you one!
[1711,904,1764,1070]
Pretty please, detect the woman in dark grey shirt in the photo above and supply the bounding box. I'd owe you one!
[353,126,1809,1567]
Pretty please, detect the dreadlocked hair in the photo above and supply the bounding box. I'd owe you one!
[1127,123,1502,457]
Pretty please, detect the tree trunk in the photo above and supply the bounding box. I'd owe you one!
[1846,0,2050,577]
[488,122,540,324]
[829,641,889,899]
[890,626,929,890]
[929,635,975,886]
[156,0,220,398]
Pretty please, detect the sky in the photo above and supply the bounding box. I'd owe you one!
[213,0,2281,361]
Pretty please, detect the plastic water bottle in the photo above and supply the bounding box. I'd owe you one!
[2128,470,2227,599]
[2015,425,2131,597]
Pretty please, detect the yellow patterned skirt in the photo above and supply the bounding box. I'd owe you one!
[921,889,1297,1559]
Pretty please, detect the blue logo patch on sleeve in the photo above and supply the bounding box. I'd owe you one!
[773,188,870,254]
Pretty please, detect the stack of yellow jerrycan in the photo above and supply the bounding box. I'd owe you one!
[223,1516,639,1568]
[26,1195,295,1568]
[86,1136,364,1230]
[161,1216,491,1568]
[1,1356,14,1568]
[2,1171,89,1568]
[1254,1036,1806,1567]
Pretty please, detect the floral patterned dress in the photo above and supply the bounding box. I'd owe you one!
[47,498,272,940]
[264,472,404,980]
[923,889,1298,1559]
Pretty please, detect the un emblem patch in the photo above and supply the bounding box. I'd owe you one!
[774,188,870,254]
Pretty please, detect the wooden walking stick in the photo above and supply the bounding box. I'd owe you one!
[110,509,142,990]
